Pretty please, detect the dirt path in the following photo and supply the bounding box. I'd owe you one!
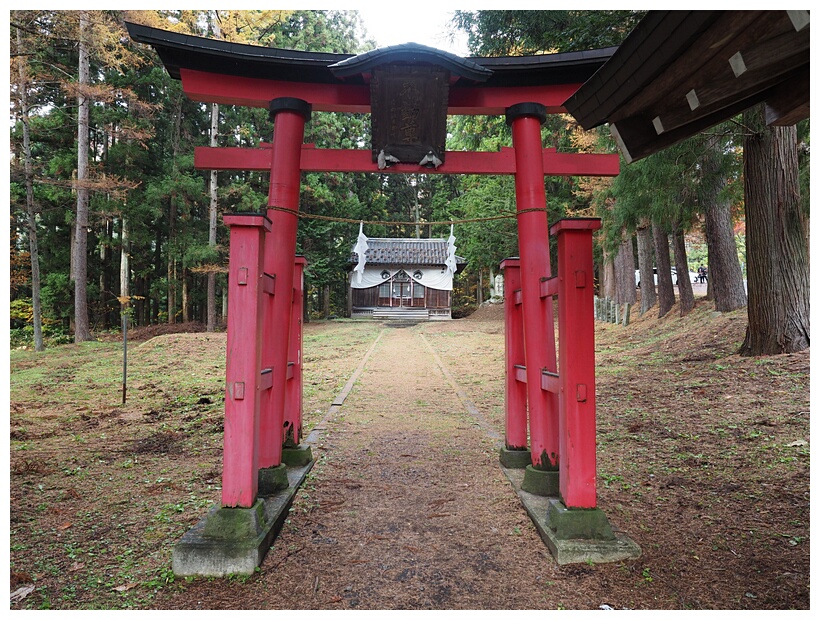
[156,323,574,609]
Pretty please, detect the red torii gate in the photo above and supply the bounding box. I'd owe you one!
[127,23,639,574]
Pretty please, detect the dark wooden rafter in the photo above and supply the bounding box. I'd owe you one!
[564,10,810,163]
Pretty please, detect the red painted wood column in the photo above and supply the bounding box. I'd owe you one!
[284,256,307,447]
[551,218,601,508]
[259,98,311,470]
[500,258,527,450]
[221,213,271,508]
[506,103,559,470]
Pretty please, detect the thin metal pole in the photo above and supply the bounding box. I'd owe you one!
[122,309,127,404]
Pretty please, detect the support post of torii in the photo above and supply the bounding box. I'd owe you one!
[257,98,312,494]
[506,104,560,498]
[282,256,312,467]
[498,258,529,468]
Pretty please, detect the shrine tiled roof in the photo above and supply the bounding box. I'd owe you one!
[350,238,466,267]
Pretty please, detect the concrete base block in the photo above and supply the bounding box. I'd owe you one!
[500,465,641,565]
[258,464,289,496]
[546,498,615,540]
[499,447,531,469]
[281,444,314,467]
[521,464,559,496]
[172,459,314,577]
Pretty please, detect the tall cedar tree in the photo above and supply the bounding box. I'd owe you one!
[739,104,809,355]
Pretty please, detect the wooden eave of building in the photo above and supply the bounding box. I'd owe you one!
[125,21,614,94]
[563,10,810,163]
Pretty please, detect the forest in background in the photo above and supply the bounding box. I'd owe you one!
[9,10,810,355]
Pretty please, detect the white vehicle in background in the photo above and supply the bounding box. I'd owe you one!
[635,268,700,287]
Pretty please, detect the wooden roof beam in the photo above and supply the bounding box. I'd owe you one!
[614,12,802,124]
[765,67,810,126]
[647,63,808,138]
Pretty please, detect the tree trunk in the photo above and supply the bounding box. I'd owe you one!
[477,269,484,305]
[701,137,748,312]
[739,104,809,355]
[152,223,162,324]
[120,215,130,328]
[601,247,616,299]
[73,11,92,342]
[119,216,129,299]
[323,284,330,319]
[168,257,176,323]
[636,223,656,315]
[167,92,182,324]
[672,224,694,315]
[182,269,190,323]
[207,101,219,332]
[652,220,675,318]
[99,218,109,329]
[613,233,636,305]
[16,27,44,351]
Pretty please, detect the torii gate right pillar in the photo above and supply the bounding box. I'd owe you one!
[503,103,641,564]
[506,104,559,493]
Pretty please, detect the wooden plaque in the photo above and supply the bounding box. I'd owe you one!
[370,65,449,166]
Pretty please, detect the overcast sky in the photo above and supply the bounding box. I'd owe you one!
[355,7,470,56]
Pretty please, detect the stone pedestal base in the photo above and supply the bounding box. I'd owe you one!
[258,464,289,496]
[546,498,614,540]
[172,459,314,577]
[282,444,314,467]
[521,464,559,496]
[499,447,531,469]
[499,465,641,565]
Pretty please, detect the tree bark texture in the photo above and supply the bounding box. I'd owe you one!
[701,138,747,312]
[167,92,182,324]
[613,233,636,305]
[601,247,616,299]
[119,216,129,299]
[672,224,694,315]
[739,105,809,355]
[73,11,92,342]
[636,224,656,315]
[652,220,675,318]
[16,27,44,351]
[182,270,189,323]
[207,102,219,332]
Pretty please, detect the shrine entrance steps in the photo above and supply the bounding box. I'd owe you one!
[371,308,431,321]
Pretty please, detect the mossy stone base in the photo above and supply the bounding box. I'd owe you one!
[546,498,615,541]
[499,447,531,469]
[258,464,289,496]
[172,458,315,577]
[521,464,559,496]
[202,500,266,540]
[498,465,641,565]
[281,444,314,467]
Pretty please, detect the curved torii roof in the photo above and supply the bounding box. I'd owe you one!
[125,22,616,94]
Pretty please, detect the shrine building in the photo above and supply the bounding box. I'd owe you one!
[349,237,466,320]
